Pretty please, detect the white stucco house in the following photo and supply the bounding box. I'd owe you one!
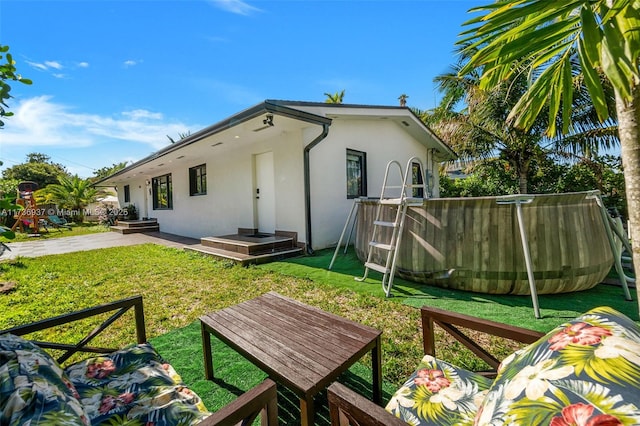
[95,100,456,254]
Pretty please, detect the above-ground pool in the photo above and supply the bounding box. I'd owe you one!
[355,192,614,295]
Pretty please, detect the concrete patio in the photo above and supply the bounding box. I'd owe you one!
[1,231,200,259]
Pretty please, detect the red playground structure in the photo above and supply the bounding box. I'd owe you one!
[11,181,45,234]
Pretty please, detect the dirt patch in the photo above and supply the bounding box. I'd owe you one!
[0,281,16,294]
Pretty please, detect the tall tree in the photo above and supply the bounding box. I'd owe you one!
[92,162,129,181]
[166,131,192,144]
[432,56,548,193]
[458,1,640,309]
[1,153,69,188]
[432,44,618,193]
[0,44,32,128]
[324,90,345,104]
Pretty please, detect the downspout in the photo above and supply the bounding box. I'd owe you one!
[303,123,331,255]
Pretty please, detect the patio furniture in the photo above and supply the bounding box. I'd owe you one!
[200,291,382,426]
[328,305,640,425]
[47,214,72,229]
[0,296,278,425]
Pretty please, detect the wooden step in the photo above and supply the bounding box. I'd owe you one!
[110,224,160,234]
[115,219,158,229]
[185,245,303,266]
[200,233,296,256]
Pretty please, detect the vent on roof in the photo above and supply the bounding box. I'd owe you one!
[402,121,410,127]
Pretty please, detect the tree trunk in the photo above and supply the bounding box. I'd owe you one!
[518,170,528,194]
[615,82,640,313]
[517,159,529,194]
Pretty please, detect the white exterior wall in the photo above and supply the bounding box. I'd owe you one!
[116,131,307,241]
[107,105,451,251]
[273,129,307,238]
[308,119,429,250]
[117,181,146,218]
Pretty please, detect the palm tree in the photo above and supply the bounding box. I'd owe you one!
[457,1,640,310]
[430,46,617,194]
[324,90,345,104]
[37,175,105,223]
[167,131,192,144]
[431,54,549,193]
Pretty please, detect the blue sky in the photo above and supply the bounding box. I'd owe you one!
[1,0,479,178]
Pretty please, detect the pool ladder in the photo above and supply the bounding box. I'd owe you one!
[331,157,427,297]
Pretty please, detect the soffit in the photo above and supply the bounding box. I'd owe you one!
[103,113,311,184]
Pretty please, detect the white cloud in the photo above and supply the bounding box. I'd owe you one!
[45,61,63,70]
[1,96,199,151]
[27,61,48,71]
[123,60,138,68]
[123,109,164,120]
[27,60,64,71]
[24,59,88,77]
[209,0,261,15]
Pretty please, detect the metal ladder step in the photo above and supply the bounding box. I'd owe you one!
[373,220,397,228]
[369,241,394,251]
[354,156,429,298]
[379,198,403,205]
[364,262,390,274]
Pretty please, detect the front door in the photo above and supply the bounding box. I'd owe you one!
[255,151,276,233]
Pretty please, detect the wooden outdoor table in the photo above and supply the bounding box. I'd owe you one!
[200,291,382,425]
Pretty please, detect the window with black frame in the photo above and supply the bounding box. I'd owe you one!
[152,173,173,209]
[189,164,207,196]
[346,149,367,199]
[123,184,130,203]
[412,162,424,198]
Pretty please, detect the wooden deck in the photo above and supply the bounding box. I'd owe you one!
[200,291,382,425]
[185,232,303,265]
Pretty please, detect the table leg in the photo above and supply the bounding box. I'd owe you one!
[201,322,214,380]
[300,394,315,426]
[372,335,382,404]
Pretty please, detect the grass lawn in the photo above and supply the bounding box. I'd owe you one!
[264,247,640,332]
[4,222,109,242]
[0,244,426,422]
[0,242,638,424]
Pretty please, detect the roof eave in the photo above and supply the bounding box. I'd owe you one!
[94,100,332,185]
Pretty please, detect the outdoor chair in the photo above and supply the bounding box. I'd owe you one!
[47,214,72,229]
[328,305,640,425]
[0,296,279,425]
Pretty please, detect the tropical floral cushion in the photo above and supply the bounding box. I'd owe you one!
[64,342,210,426]
[0,333,89,425]
[475,306,640,425]
[385,354,492,425]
